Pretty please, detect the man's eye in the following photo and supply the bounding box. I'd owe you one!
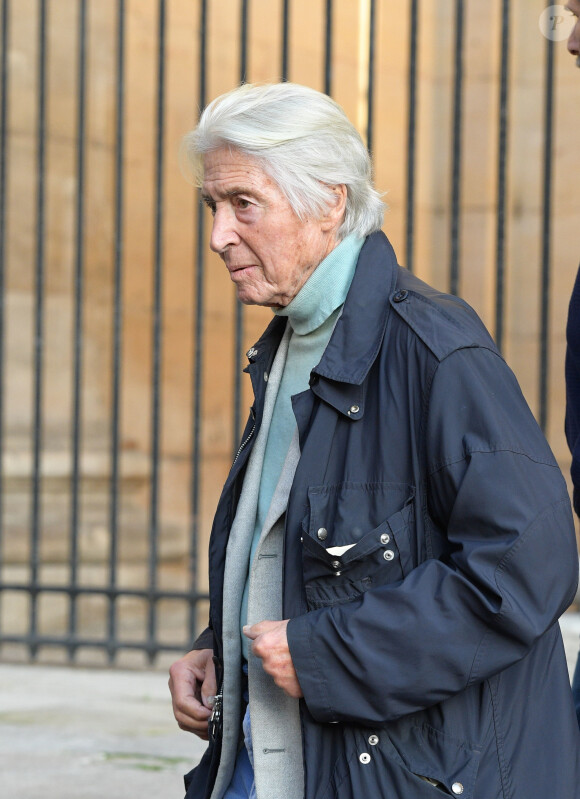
[236,198,251,210]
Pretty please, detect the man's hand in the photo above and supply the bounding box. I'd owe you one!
[243,619,303,698]
[168,648,217,739]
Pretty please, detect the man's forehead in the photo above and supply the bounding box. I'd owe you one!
[203,148,264,177]
[201,149,273,197]
[202,147,265,180]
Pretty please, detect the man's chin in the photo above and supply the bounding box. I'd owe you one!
[235,289,262,307]
[237,294,284,309]
[237,294,256,306]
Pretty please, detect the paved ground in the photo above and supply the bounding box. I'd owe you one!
[0,660,206,799]
[1,614,580,799]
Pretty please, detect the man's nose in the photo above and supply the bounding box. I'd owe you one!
[568,22,580,55]
[209,206,239,253]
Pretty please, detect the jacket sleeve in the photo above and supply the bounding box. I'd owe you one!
[566,265,580,517]
[287,346,577,725]
[192,625,214,651]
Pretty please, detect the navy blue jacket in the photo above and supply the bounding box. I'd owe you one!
[186,232,580,799]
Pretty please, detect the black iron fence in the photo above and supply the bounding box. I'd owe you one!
[0,0,568,667]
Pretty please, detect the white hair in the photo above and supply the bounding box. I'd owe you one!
[182,82,386,239]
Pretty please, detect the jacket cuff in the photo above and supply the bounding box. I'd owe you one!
[192,625,214,651]
[287,612,336,723]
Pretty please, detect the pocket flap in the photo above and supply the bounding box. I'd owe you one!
[389,723,480,798]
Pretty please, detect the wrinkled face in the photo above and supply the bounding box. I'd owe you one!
[567,0,580,65]
[202,147,342,308]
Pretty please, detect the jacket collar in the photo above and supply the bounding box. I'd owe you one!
[244,314,287,371]
[307,232,398,419]
[243,231,399,419]
[313,231,398,385]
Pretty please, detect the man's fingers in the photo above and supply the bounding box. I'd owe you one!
[243,619,282,640]
[242,623,259,640]
[168,648,216,739]
[241,620,303,698]
[201,666,218,707]
[171,683,213,737]
[174,699,212,735]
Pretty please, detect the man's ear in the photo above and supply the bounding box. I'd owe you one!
[320,184,347,231]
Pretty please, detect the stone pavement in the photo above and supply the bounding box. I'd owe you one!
[1,614,580,799]
[0,660,206,799]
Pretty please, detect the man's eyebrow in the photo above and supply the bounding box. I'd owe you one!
[201,186,259,201]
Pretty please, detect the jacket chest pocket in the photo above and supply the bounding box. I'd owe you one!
[302,482,415,610]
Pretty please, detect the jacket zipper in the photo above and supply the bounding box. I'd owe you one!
[232,422,256,466]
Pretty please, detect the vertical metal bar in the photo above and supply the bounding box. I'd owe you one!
[30,0,48,659]
[189,0,207,645]
[0,0,9,630]
[449,0,464,296]
[108,0,126,662]
[539,34,555,433]
[366,0,376,155]
[405,0,419,273]
[324,0,332,95]
[494,0,510,352]
[240,0,248,83]
[281,0,290,81]
[148,0,166,663]
[232,0,249,456]
[68,0,88,662]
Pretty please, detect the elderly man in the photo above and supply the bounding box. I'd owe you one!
[169,83,580,799]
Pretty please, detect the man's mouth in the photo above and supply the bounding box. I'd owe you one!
[227,264,257,279]
[227,264,256,273]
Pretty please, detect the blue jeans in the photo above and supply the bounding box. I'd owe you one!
[222,742,254,799]
[223,666,256,799]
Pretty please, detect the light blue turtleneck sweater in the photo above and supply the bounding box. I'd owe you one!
[240,233,365,657]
